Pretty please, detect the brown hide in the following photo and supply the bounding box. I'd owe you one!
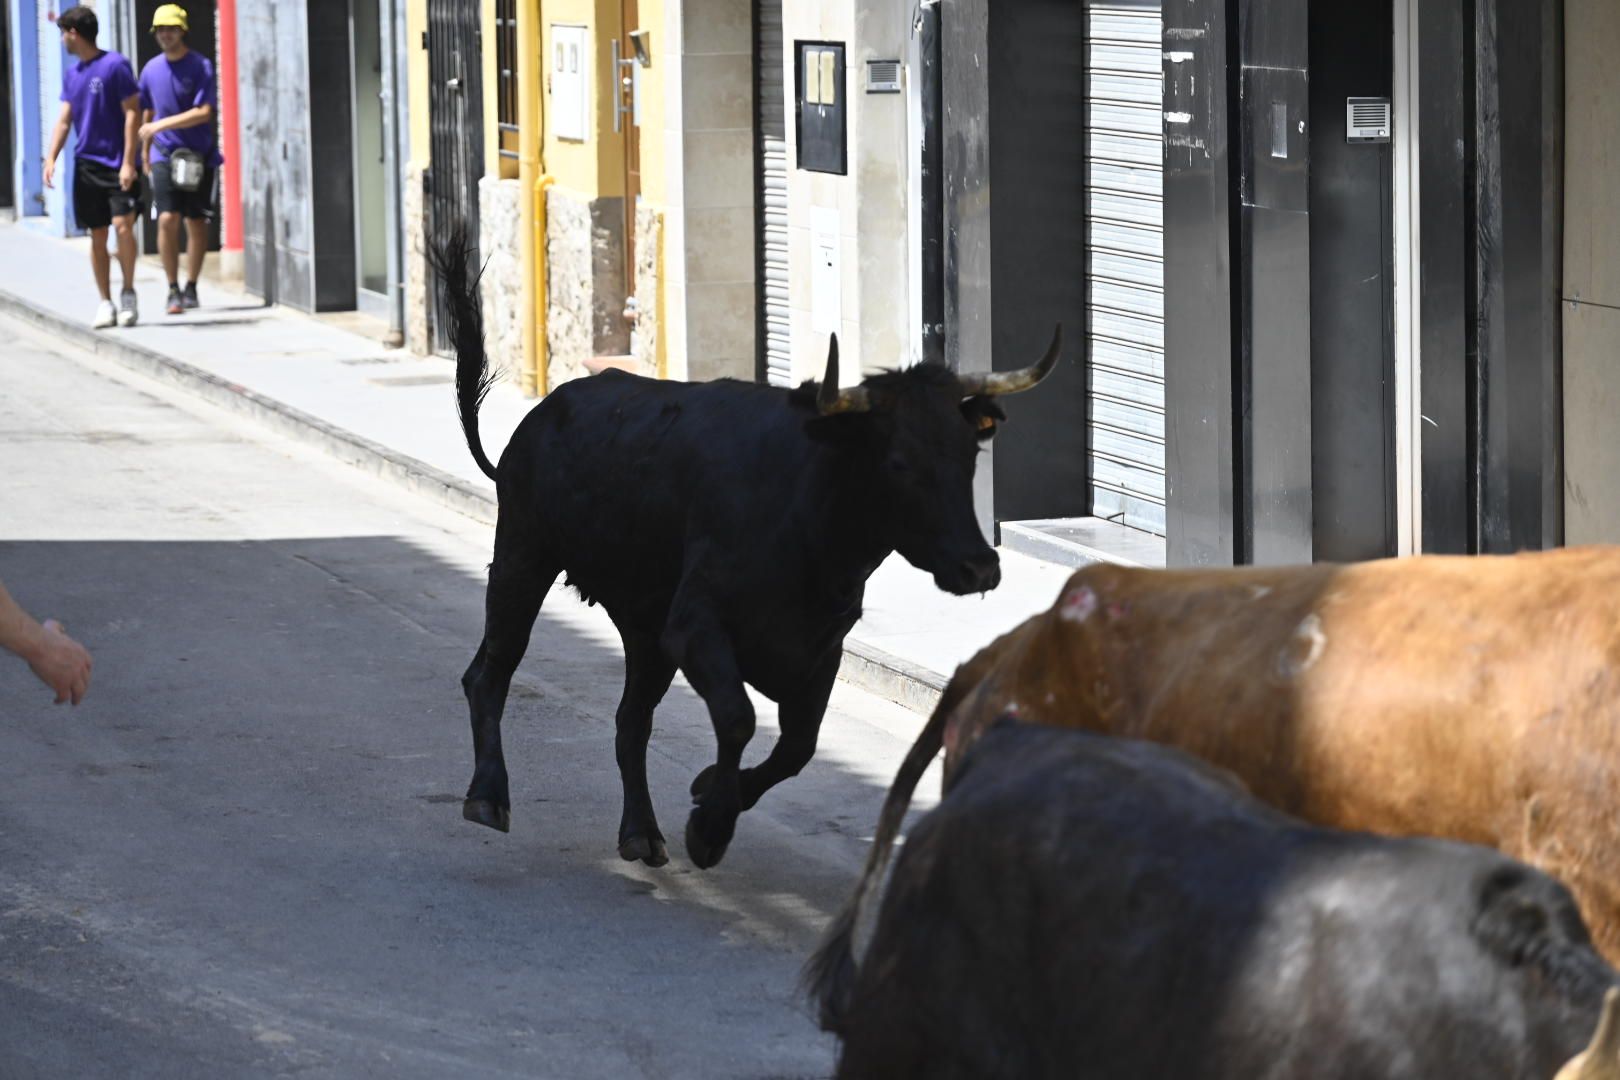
[939,547,1620,961]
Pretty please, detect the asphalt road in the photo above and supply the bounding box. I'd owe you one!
[0,315,939,1078]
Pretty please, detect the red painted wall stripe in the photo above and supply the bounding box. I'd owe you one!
[217,0,242,251]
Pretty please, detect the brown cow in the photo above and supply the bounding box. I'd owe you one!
[828,547,1620,970]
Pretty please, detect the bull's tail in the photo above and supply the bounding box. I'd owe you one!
[430,226,499,482]
[804,689,951,1032]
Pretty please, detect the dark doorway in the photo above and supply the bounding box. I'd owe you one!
[425,0,483,354]
[1,0,13,211]
[133,0,223,257]
[1309,0,1395,561]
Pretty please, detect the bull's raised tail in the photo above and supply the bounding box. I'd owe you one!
[430,227,499,482]
[804,678,954,1031]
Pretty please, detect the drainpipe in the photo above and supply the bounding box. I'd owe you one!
[518,0,551,395]
[217,0,243,269]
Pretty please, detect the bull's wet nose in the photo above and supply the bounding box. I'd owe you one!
[962,554,1001,592]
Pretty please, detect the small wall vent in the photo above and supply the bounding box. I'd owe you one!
[865,59,902,94]
[1346,97,1392,143]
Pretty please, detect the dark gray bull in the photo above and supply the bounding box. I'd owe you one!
[811,724,1620,1079]
[435,236,1059,868]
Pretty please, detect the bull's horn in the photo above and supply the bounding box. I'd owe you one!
[958,324,1062,397]
[817,334,873,415]
[1556,987,1620,1080]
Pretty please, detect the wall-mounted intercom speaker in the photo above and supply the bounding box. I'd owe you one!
[1346,97,1391,143]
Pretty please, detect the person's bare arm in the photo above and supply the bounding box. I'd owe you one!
[0,581,93,705]
[141,107,154,172]
[121,92,141,190]
[138,102,213,140]
[42,102,73,189]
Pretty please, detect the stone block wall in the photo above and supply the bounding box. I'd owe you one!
[403,163,431,355]
[477,176,525,388]
[546,186,630,389]
[634,205,662,376]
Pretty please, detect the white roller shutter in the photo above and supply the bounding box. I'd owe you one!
[755,0,791,386]
[1086,3,1165,535]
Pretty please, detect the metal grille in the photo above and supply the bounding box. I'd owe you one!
[755,0,791,385]
[495,0,518,160]
[1085,3,1166,535]
[426,0,485,354]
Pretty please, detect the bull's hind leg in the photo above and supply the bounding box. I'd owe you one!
[613,628,678,866]
[462,546,556,833]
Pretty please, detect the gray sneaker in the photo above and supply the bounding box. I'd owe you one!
[117,288,139,327]
[182,281,200,309]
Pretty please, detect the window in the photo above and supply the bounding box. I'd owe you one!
[496,0,519,160]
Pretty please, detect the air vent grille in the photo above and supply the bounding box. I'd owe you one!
[866,59,902,94]
[1346,97,1392,143]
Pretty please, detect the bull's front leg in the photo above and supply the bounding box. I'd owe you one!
[665,607,754,869]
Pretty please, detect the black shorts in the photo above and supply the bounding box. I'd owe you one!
[150,158,217,221]
[72,158,142,230]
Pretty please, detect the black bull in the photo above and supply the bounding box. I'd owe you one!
[811,724,1620,1080]
[434,236,1060,869]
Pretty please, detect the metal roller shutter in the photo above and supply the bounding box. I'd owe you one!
[755,0,790,386]
[1086,3,1165,535]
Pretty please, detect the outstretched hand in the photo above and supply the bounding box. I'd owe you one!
[29,619,93,705]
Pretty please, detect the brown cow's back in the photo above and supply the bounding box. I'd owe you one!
[940,547,1620,959]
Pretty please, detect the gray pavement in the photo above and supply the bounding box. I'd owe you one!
[0,222,1077,713]
[0,316,944,1078]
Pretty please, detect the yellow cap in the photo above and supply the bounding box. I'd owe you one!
[151,4,188,31]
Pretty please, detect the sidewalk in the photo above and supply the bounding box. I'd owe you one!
[0,223,1079,712]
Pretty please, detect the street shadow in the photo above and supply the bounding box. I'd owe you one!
[0,534,913,1072]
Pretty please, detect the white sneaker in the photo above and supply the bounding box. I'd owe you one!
[117,288,139,327]
[93,300,117,329]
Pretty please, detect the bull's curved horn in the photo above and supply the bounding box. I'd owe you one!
[1557,987,1620,1080]
[957,324,1063,397]
[817,334,873,415]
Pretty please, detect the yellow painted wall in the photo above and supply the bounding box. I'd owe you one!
[635,1,668,208]
[406,0,431,168]
[540,0,626,197]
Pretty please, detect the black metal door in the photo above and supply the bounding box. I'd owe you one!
[426,0,483,353]
[1309,0,1395,561]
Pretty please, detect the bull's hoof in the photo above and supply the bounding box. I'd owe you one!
[689,765,717,802]
[684,805,736,870]
[619,833,670,868]
[463,798,511,833]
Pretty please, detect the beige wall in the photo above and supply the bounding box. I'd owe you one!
[1563,0,1620,542]
[781,0,913,384]
[654,0,757,382]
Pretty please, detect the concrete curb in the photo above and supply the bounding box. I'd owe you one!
[1,286,948,714]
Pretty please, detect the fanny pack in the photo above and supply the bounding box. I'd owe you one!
[169,148,206,192]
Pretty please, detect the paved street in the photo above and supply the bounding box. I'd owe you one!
[0,314,937,1078]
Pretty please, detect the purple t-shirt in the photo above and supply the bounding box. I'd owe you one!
[60,50,139,170]
[139,50,222,166]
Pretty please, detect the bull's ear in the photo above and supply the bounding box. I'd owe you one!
[961,396,1007,442]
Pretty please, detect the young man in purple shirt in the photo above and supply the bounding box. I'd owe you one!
[137,4,221,315]
[43,6,143,329]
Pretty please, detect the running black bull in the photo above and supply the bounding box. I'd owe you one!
[432,232,1062,869]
